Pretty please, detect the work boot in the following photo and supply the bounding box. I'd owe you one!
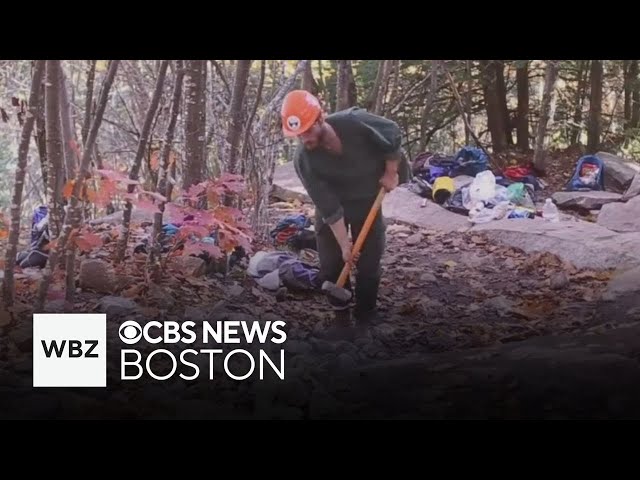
[354,307,381,328]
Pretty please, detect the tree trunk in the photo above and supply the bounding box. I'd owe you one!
[82,60,96,146]
[226,60,252,175]
[630,61,640,129]
[533,60,559,174]
[366,61,385,111]
[374,60,392,115]
[36,60,119,311]
[45,60,65,237]
[301,61,318,95]
[58,69,77,181]
[570,60,590,145]
[115,60,169,264]
[495,60,513,145]
[479,60,508,153]
[2,60,46,307]
[183,60,207,191]
[465,60,473,145]
[516,61,529,151]
[35,75,48,201]
[335,60,351,111]
[419,60,439,152]
[149,61,185,281]
[587,60,603,154]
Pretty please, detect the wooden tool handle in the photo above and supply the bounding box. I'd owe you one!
[336,187,386,288]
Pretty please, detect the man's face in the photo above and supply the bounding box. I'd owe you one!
[299,121,323,150]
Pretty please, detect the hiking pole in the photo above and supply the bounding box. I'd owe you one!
[321,187,387,304]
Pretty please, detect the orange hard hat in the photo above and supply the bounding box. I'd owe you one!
[281,90,322,137]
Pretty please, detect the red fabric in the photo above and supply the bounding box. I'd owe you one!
[503,166,532,181]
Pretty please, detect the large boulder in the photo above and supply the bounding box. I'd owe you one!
[471,217,640,270]
[622,173,640,201]
[595,151,640,193]
[597,195,640,233]
[552,191,622,210]
[380,186,470,232]
[271,161,311,203]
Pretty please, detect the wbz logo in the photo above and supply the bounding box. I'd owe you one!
[33,314,106,387]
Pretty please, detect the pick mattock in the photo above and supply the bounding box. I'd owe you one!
[321,186,387,305]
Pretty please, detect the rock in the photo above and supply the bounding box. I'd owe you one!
[595,151,640,192]
[382,186,471,232]
[387,224,412,235]
[406,233,423,246]
[228,284,244,297]
[550,272,570,290]
[472,218,640,270]
[373,323,397,340]
[622,173,640,201]
[311,338,337,354]
[271,161,312,203]
[174,255,206,277]
[98,296,139,317]
[484,296,514,316]
[420,273,437,283]
[277,378,310,408]
[603,266,640,300]
[597,195,640,233]
[552,191,622,210]
[79,259,114,293]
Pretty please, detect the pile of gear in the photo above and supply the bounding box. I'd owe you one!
[15,205,50,268]
[408,146,548,224]
[246,213,322,293]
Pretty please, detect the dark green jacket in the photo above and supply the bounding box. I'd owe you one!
[293,107,409,226]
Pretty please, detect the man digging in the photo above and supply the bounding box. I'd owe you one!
[280,90,409,336]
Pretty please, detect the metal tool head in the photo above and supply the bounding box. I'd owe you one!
[321,280,352,304]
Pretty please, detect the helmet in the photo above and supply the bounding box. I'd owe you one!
[281,90,322,137]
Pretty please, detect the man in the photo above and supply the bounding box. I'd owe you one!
[280,89,409,327]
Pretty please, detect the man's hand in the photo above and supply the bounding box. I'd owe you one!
[341,239,360,265]
[380,171,399,192]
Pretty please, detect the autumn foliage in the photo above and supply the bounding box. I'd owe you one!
[62,162,253,261]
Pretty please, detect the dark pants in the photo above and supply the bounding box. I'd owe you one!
[316,197,386,318]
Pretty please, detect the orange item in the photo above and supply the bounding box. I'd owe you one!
[280,90,322,137]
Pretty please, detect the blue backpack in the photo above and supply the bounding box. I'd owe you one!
[564,155,605,191]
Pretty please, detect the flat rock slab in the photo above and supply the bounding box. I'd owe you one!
[597,195,640,233]
[271,161,311,203]
[622,173,640,201]
[471,218,640,270]
[272,162,470,232]
[552,191,622,210]
[381,187,470,232]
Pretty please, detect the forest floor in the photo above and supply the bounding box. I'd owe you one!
[1,146,637,419]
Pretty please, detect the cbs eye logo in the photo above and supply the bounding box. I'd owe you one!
[119,320,142,345]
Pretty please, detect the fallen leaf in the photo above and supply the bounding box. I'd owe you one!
[444,260,457,269]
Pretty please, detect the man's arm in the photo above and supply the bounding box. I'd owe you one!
[293,150,350,253]
[351,108,405,191]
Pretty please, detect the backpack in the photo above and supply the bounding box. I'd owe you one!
[269,214,314,249]
[564,155,605,191]
[452,146,490,177]
[16,205,50,268]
